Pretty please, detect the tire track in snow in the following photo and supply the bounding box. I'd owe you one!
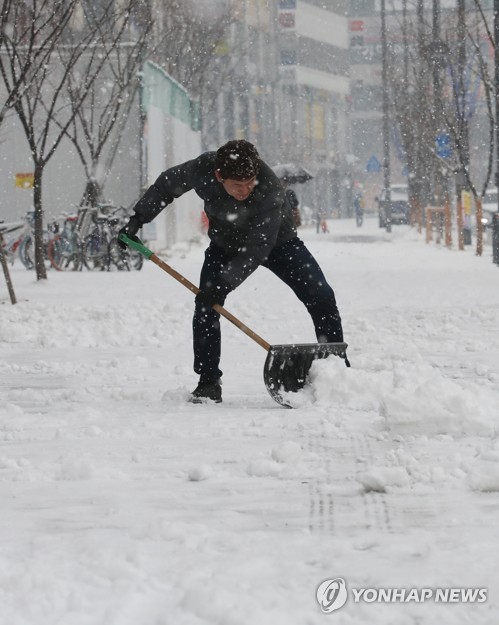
[306,421,335,534]
[352,432,393,533]
[304,425,394,535]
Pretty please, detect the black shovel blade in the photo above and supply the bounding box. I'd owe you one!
[263,342,349,407]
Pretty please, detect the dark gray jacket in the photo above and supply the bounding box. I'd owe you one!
[133,151,297,289]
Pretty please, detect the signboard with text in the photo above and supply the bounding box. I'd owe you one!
[15,173,34,188]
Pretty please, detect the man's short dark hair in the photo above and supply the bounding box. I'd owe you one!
[215,140,260,180]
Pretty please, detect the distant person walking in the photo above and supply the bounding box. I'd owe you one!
[354,193,364,227]
[315,207,329,234]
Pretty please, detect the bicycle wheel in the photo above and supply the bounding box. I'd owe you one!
[108,237,143,271]
[18,235,34,270]
[83,229,109,271]
[109,237,130,270]
[48,235,81,271]
[129,247,143,271]
[128,250,144,271]
[19,235,52,270]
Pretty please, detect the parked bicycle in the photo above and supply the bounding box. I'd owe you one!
[48,213,83,271]
[0,212,53,270]
[4,205,144,273]
[0,219,26,266]
[82,204,143,271]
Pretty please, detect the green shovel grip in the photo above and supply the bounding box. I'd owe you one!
[119,233,153,259]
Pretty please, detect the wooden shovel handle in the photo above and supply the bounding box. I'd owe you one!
[149,253,271,352]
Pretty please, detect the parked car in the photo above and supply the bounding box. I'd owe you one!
[376,184,410,228]
[480,188,498,230]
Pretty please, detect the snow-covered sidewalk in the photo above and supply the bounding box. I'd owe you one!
[1,218,498,625]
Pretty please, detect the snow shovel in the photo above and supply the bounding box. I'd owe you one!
[119,234,349,408]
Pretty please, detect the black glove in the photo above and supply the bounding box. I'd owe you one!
[118,215,143,250]
[195,278,232,311]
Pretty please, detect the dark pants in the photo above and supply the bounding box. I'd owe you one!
[193,238,344,380]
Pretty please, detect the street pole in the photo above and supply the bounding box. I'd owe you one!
[494,0,499,263]
[402,0,417,226]
[381,0,392,232]
[432,0,442,207]
[495,0,499,197]
[416,0,425,233]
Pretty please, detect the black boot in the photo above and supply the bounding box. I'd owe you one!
[189,377,222,403]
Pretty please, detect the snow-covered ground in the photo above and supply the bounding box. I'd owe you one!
[1,218,499,625]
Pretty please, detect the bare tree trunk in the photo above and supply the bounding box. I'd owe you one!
[381,0,392,233]
[444,194,453,248]
[416,0,426,233]
[475,196,484,256]
[456,0,469,250]
[81,179,103,207]
[456,193,465,250]
[33,162,47,280]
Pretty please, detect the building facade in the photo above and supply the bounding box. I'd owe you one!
[202,0,352,217]
[275,0,351,216]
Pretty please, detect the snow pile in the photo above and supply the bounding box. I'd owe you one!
[358,466,410,493]
[244,442,304,479]
[188,464,213,481]
[297,355,498,437]
[271,441,302,463]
